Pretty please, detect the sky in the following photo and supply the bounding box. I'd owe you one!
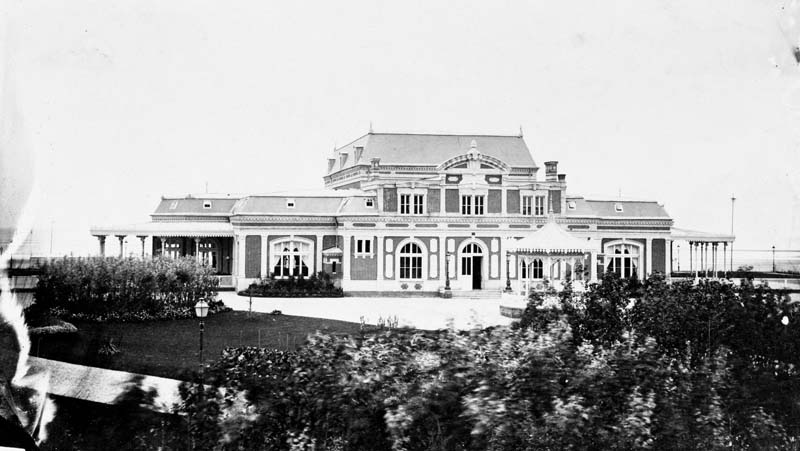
[2,0,800,255]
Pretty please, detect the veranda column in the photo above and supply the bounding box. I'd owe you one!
[116,235,125,257]
[589,252,597,282]
[97,235,106,257]
[161,237,167,256]
[545,256,552,281]
[665,240,671,279]
[377,234,385,281]
[259,234,268,279]
[315,234,323,274]
[194,238,201,263]
[689,241,693,274]
[694,242,699,279]
[137,236,147,258]
[237,236,246,278]
[713,242,718,278]
[342,233,351,283]
[645,238,653,280]
[723,242,728,277]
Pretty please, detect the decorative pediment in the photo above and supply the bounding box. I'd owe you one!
[436,139,511,172]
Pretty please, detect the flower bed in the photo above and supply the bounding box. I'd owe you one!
[239,271,343,298]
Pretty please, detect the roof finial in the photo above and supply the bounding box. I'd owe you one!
[369,121,374,134]
[518,125,523,137]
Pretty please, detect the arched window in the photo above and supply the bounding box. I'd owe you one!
[532,258,543,278]
[272,239,312,278]
[399,242,423,280]
[460,242,483,276]
[606,243,640,278]
[520,258,543,279]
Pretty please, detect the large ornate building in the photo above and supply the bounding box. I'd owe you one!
[90,130,734,295]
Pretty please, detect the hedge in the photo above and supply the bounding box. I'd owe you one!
[240,271,343,298]
[31,256,227,322]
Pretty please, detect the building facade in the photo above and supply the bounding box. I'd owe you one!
[91,131,732,295]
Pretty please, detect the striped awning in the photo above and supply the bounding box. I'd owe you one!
[507,220,592,255]
[90,222,234,237]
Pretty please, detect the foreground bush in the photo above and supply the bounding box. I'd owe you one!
[31,256,226,322]
[170,274,800,450]
[240,271,343,297]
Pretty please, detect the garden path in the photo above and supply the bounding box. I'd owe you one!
[218,293,514,330]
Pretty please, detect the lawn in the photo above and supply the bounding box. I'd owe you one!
[32,311,363,379]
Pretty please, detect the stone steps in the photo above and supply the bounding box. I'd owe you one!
[447,289,502,300]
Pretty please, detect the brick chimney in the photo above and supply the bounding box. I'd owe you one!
[545,161,558,181]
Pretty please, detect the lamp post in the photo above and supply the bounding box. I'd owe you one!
[772,245,776,273]
[194,299,209,367]
[504,252,512,292]
[444,253,451,291]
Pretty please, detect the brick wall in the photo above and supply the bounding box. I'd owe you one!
[244,235,261,278]
[427,188,441,214]
[506,189,520,214]
[350,236,378,280]
[487,189,502,213]
[652,239,666,273]
[445,189,460,213]
[383,187,397,212]
[549,189,561,214]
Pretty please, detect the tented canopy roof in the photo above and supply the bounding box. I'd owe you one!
[507,220,593,255]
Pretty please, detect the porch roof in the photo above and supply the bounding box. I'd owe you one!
[671,227,735,243]
[507,220,593,255]
[90,222,234,237]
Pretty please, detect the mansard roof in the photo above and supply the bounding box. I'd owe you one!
[565,197,671,219]
[231,191,377,216]
[328,132,536,173]
[152,196,240,216]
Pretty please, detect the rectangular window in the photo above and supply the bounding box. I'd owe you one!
[400,194,410,214]
[413,194,424,214]
[522,196,532,215]
[365,198,374,208]
[461,195,472,215]
[534,196,545,216]
[400,194,424,215]
[169,200,179,210]
[286,198,295,209]
[203,201,212,209]
[355,238,372,256]
[400,256,422,279]
[461,195,484,215]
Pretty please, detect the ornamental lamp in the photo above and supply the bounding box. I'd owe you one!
[195,299,209,318]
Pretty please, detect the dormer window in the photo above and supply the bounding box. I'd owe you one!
[365,198,374,208]
[614,203,623,213]
[568,201,576,210]
[340,152,348,167]
[203,201,212,209]
[354,146,364,162]
[169,201,179,210]
[286,198,295,209]
[327,158,336,172]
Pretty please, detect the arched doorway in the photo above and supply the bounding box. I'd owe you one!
[460,241,485,289]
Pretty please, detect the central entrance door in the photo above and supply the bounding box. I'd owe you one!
[471,256,483,289]
[460,242,484,290]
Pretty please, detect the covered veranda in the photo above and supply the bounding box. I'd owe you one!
[670,227,735,279]
[89,222,236,287]
[506,221,595,295]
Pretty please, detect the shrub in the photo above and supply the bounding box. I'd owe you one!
[241,271,343,297]
[30,256,225,322]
